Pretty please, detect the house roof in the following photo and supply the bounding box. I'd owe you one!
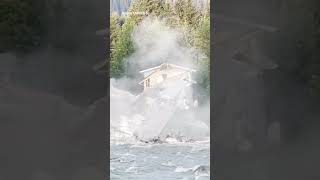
[139,63,196,74]
[138,69,160,85]
[138,63,196,85]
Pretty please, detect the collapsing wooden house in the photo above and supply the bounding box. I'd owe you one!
[138,63,196,91]
[134,63,203,140]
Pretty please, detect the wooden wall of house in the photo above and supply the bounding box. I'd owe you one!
[142,68,191,90]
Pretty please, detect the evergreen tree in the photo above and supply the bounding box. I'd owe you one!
[109,0,210,93]
[110,14,121,47]
[110,18,135,77]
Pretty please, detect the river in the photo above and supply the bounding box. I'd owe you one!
[111,138,210,180]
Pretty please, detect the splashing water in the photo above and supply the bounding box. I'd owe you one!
[110,17,210,179]
[110,78,209,144]
[110,78,210,179]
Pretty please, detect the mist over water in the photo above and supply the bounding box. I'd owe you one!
[110,79,210,144]
[110,18,209,144]
[127,17,198,74]
[110,18,210,179]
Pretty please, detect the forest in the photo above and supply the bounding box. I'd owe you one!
[0,0,320,98]
[110,0,210,94]
[1,0,320,179]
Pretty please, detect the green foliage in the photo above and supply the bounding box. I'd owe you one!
[173,0,199,27]
[191,14,210,93]
[110,14,121,48]
[130,0,172,19]
[110,17,135,77]
[193,15,210,56]
[109,0,210,92]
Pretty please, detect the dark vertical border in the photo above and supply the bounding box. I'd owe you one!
[211,1,320,180]
[210,0,215,179]
[106,1,111,179]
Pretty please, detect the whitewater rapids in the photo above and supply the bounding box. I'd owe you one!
[110,79,209,144]
[110,79,210,179]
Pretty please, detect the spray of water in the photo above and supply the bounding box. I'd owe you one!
[110,17,210,144]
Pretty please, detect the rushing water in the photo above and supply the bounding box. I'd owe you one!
[111,139,210,180]
[110,79,210,179]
